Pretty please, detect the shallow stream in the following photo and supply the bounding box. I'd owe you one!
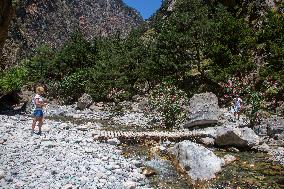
[122,144,284,189]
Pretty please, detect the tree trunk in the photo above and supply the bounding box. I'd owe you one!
[0,0,14,59]
[196,46,203,75]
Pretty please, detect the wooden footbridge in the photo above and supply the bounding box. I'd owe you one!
[92,130,207,143]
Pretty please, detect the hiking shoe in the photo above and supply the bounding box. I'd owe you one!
[37,131,42,136]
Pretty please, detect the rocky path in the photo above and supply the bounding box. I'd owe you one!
[0,114,150,189]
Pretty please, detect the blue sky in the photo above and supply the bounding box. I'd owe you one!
[123,0,162,19]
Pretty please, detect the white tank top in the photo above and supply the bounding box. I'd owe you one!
[33,94,44,109]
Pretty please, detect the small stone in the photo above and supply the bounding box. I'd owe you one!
[77,93,93,110]
[72,114,81,119]
[84,148,93,153]
[51,170,58,175]
[62,184,74,189]
[76,125,88,131]
[10,170,18,175]
[96,172,105,179]
[89,104,103,111]
[41,141,56,148]
[0,139,5,144]
[141,167,156,177]
[252,143,271,153]
[227,147,240,153]
[59,123,70,130]
[158,146,167,153]
[223,154,237,165]
[34,125,51,132]
[123,181,137,189]
[131,160,142,167]
[5,176,13,183]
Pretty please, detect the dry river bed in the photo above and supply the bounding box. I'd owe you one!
[0,114,150,189]
[1,107,284,189]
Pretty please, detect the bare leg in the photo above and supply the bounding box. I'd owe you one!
[234,112,237,120]
[31,118,37,134]
[38,117,43,135]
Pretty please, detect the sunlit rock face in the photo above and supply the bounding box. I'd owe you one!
[2,0,143,68]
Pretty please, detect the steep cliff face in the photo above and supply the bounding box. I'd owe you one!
[0,0,14,59]
[1,0,143,68]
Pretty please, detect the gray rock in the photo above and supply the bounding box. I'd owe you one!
[123,181,137,189]
[89,104,103,111]
[0,139,5,144]
[276,102,284,116]
[0,170,4,180]
[77,93,93,110]
[5,176,13,183]
[227,147,240,153]
[84,148,93,153]
[252,143,271,153]
[41,141,56,148]
[184,93,220,128]
[223,154,237,165]
[24,99,34,114]
[59,123,70,130]
[76,125,88,131]
[170,141,224,181]
[199,137,215,146]
[265,116,284,137]
[138,99,149,111]
[62,184,74,189]
[215,127,260,148]
[107,138,121,145]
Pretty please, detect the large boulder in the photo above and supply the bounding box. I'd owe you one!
[18,87,34,114]
[184,93,220,128]
[77,93,93,110]
[265,116,284,138]
[276,102,284,116]
[215,126,260,148]
[169,141,224,181]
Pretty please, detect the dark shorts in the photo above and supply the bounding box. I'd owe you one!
[234,106,241,113]
[33,109,43,117]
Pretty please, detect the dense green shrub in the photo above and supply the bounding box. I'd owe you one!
[54,33,96,78]
[0,66,28,95]
[25,33,96,82]
[24,45,56,82]
[206,5,256,82]
[59,70,90,103]
[258,11,284,88]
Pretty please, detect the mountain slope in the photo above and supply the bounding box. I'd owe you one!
[1,0,143,69]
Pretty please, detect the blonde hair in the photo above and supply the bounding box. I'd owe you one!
[36,86,45,94]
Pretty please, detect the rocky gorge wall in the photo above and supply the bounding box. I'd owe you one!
[1,0,143,69]
[0,0,14,62]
